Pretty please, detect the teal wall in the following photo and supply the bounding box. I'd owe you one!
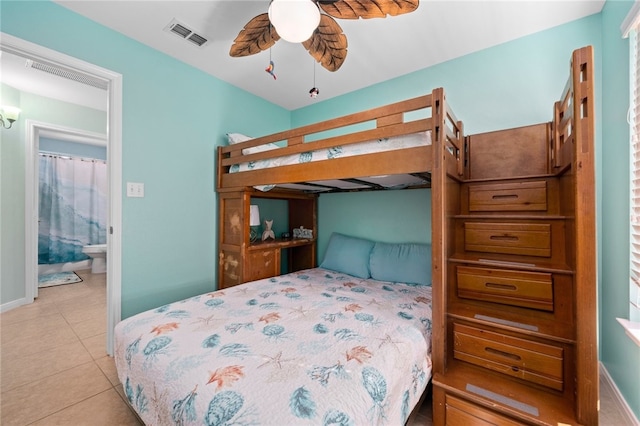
[601,0,640,418]
[0,1,290,317]
[298,14,603,268]
[317,189,431,261]
[0,83,25,305]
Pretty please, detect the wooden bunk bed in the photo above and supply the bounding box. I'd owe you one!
[215,46,598,425]
[216,87,464,192]
[113,46,596,426]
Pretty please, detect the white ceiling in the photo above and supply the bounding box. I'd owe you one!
[2,1,604,112]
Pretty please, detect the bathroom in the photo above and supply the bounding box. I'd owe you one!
[37,135,107,282]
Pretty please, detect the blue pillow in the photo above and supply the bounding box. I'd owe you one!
[369,242,431,286]
[320,233,375,278]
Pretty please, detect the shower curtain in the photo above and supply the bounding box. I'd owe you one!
[38,154,107,265]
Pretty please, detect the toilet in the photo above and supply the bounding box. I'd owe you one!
[82,244,107,273]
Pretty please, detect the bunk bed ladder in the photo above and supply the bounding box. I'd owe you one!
[432,46,597,426]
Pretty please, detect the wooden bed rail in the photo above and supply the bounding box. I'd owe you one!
[217,87,465,191]
[220,94,433,159]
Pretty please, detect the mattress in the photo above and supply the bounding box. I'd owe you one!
[114,267,433,425]
[230,131,432,191]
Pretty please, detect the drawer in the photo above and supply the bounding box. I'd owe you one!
[464,222,551,257]
[457,266,553,311]
[469,181,547,212]
[246,248,279,282]
[445,394,524,426]
[453,323,563,390]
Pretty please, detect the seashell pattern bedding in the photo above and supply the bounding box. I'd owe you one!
[114,267,433,425]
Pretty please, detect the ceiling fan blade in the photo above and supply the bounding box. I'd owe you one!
[318,0,419,19]
[302,15,347,72]
[229,13,280,57]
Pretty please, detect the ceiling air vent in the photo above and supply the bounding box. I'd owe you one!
[164,19,208,47]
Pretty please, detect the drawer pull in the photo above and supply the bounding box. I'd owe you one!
[491,194,518,200]
[484,346,521,361]
[489,234,519,241]
[485,282,518,291]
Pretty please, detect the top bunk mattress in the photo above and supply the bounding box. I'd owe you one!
[228,131,431,191]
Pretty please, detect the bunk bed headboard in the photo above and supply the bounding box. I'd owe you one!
[216,87,464,193]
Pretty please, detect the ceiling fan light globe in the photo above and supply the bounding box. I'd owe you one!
[268,0,320,43]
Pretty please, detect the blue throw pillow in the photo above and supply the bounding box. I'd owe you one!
[320,233,375,278]
[369,242,431,286]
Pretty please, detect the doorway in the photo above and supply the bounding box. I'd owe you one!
[1,33,123,355]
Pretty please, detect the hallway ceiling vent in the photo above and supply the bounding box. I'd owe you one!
[25,59,109,90]
[164,19,208,47]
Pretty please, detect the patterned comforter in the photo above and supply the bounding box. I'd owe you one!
[114,268,433,425]
[230,131,431,192]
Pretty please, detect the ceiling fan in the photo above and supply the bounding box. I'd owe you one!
[229,0,420,72]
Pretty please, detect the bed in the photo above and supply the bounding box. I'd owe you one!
[116,88,458,425]
[216,88,464,193]
[115,235,434,425]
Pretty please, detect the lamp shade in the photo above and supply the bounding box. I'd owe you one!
[268,0,320,43]
[249,205,261,226]
[1,106,21,121]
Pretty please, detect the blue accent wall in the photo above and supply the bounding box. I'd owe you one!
[318,189,431,262]
[296,14,603,275]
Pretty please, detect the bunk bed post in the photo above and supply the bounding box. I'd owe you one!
[216,146,225,191]
[571,45,598,426]
[431,87,447,376]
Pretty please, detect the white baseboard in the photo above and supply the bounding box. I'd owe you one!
[600,362,640,425]
[0,297,29,313]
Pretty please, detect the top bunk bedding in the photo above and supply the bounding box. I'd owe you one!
[217,89,464,192]
[228,131,432,192]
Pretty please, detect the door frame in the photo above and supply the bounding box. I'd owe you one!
[27,121,107,300]
[2,33,123,355]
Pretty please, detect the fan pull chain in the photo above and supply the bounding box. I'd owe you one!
[309,59,319,98]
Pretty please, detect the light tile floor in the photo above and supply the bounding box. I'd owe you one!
[0,270,141,426]
[0,270,633,425]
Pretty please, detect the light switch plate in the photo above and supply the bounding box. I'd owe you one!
[126,182,144,198]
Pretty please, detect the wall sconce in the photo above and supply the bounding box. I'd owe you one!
[0,106,21,129]
[249,205,261,242]
[268,0,320,43]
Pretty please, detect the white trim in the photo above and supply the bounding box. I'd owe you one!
[39,127,107,146]
[0,297,29,314]
[107,71,123,356]
[599,363,640,426]
[1,32,123,356]
[617,317,640,348]
[24,120,106,303]
[622,1,640,38]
